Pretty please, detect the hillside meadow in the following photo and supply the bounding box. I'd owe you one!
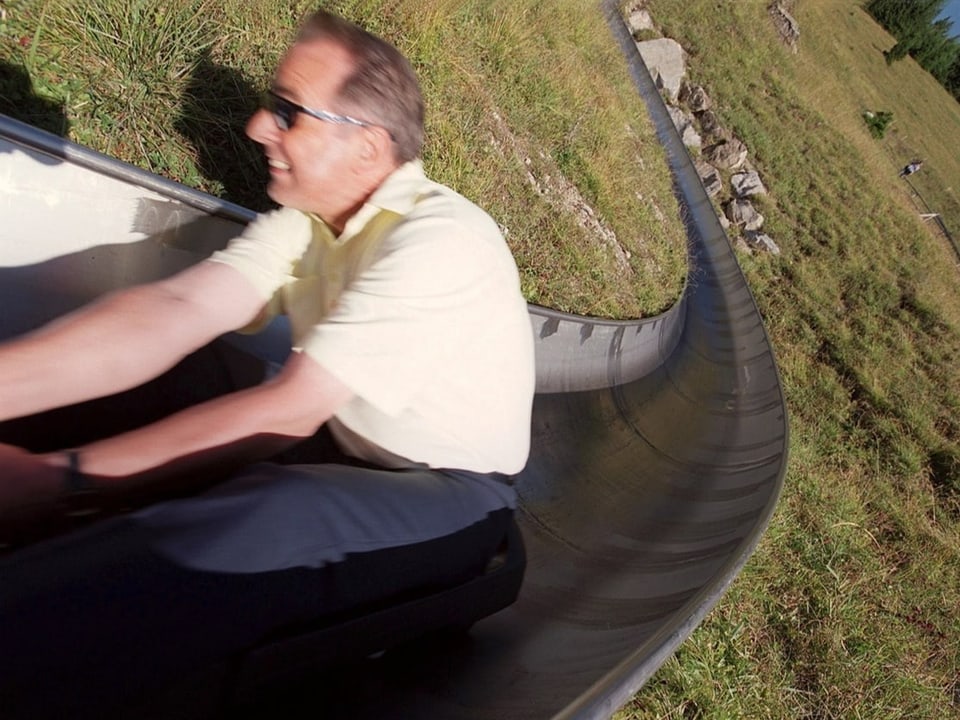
[616,1,960,718]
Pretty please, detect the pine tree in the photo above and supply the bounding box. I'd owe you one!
[946,50,960,99]
[870,0,960,95]
[913,18,960,83]
[868,0,946,37]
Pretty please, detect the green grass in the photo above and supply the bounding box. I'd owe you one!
[615,1,960,718]
[0,0,688,318]
[3,0,960,717]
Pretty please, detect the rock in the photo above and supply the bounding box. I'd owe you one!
[770,2,800,53]
[667,105,689,132]
[680,83,712,113]
[725,199,764,231]
[625,5,654,35]
[682,124,702,150]
[695,159,723,197]
[704,135,749,170]
[668,106,701,150]
[733,235,752,254]
[696,109,722,139]
[731,171,767,197]
[746,230,781,255]
[635,38,686,103]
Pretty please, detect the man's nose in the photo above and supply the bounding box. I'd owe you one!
[246,107,278,144]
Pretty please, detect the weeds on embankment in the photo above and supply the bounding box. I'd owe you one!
[0,0,688,319]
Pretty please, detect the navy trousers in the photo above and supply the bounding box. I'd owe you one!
[0,461,516,719]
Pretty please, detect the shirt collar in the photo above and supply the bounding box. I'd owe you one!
[305,160,428,245]
[363,159,428,215]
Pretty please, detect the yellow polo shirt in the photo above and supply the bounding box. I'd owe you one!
[210,161,535,474]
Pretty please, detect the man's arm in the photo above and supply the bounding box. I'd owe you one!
[0,351,353,531]
[0,260,266,422]
[58,350,353,486]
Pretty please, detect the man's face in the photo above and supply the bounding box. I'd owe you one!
[247,39,369,229]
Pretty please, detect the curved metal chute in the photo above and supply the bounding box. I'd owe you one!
[0,4,786,717]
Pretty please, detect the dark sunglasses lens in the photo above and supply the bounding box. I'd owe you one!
[264,93,295,131]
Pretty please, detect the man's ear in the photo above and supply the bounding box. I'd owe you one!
[359,126,393,166]
[359,134,375,161]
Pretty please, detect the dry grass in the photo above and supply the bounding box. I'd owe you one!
[616,1,960,718]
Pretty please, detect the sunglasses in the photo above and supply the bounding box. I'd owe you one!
[263,90,395,141]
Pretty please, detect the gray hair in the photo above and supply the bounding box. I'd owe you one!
[297,10,425,163]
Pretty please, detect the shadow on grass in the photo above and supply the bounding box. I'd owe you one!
[0,60,69,137]
[175,50,273,213]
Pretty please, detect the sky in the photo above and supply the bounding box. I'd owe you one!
[941,0,960,32]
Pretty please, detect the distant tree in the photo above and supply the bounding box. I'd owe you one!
[913,18,960,83]
[868,0,946,36]
[870,0,960,95]
[947,55,960,98]
[884,40,912,63]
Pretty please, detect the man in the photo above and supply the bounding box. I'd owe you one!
[0,10,534,717]
[899,159,923,177]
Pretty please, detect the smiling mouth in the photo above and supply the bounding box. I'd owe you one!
[268,158,291,171]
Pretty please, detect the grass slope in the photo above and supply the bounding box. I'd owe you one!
[0,0,688,318]
[616,1,960,718]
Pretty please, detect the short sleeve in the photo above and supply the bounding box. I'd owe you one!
[208,208,313,302]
